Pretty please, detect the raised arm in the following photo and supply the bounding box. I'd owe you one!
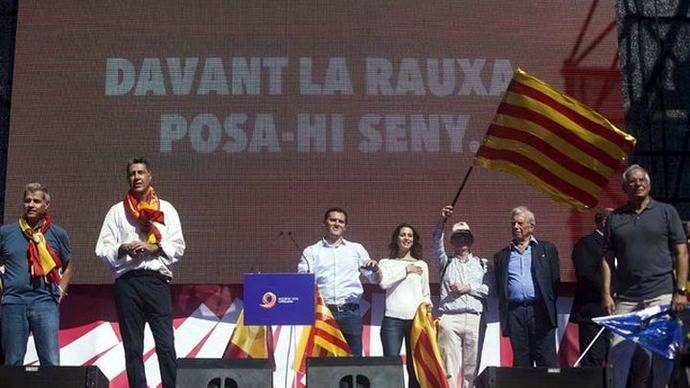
[432,205,454,271]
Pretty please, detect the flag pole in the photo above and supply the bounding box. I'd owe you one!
[285,325,294,388]
[573,326,606,367]
[445,165,474,220]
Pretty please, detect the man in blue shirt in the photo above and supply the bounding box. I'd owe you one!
[0,183,73,365]
[493,206,560,366]
[298,207,379,356]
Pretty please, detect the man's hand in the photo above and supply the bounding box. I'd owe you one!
[361,259,379,272]
[601,293,616,315]
[672,292,687,312]
[57,284,68,303]
[406,264,423,275]
[120,241,159,257]
[441,205,454,221]
[449,282,471,296]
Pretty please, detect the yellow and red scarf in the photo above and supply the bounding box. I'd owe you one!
[19,212,62,284]
[124,186,165,244]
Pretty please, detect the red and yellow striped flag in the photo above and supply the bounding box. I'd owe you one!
[411,303,449,388]
[474,68,636,210]
[223,309,274,362]
[292,286,351,378]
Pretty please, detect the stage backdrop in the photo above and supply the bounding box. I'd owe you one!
[6,1,624,283]
[27,285,580,388]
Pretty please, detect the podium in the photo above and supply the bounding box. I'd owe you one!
[243,272,315,325]
[177,273,315,387]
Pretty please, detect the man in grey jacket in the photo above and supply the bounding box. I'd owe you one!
[432,205,489,388]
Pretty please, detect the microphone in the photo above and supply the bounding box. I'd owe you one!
[286,231,302,252]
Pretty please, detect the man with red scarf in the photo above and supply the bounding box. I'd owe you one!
[95,158,185,388]
[0,183,73,365]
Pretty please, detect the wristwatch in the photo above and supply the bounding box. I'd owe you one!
[674,287,687,296]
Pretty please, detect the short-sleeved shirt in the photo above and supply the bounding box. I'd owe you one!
[604,199,685,300]
[0,222,71,305]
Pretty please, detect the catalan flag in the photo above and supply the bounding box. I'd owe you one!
[223,309,274,363]
[474,68,636,210]
[410,303,449,388]
[292,286,351,384]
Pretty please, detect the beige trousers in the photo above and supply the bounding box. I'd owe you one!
[438,313,482,388]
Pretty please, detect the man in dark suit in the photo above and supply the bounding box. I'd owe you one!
[570,208,611,366]
[494,206,560,366]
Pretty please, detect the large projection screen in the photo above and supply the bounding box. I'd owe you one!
[6,1,625,284]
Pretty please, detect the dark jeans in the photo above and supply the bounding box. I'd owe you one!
[380,316,420,388]
[332,308,362,356]
[578,320,609,367]
[508,302,557,367]
[115,270,176,388]
[1,301,60,366]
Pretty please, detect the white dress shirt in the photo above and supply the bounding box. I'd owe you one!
[298,237,376,305]
[95,200,185,279]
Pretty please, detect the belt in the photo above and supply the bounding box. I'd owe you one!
[509,299,537,308]
[327,303,359,312]
[119,269,171,283]
[448,311,481,315]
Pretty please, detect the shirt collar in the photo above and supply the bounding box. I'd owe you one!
[510,235,538,250]
[453,252,475,262]
[621,197,656,213]
[321,237,348,247]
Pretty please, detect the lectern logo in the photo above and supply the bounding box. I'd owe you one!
[259,291,277,309]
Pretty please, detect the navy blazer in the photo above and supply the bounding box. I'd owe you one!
[493,239,560,337]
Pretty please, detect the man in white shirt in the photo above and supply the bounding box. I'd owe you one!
[95,158,185,388]
[298,207,378,355]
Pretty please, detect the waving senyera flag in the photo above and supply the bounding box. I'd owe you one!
[411,303,449,388]
[593,304,684,359]
[474,68,636,210]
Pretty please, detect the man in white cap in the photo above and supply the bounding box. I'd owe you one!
[432,205,489,388]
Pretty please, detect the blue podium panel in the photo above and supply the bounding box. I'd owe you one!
[243,273,315,325]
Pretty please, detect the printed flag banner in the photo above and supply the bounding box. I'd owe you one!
[223,309,274,362]
[474,68,637,210]
[292,287,351,385]
[593,304,684,359]
[410,303,450,388]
